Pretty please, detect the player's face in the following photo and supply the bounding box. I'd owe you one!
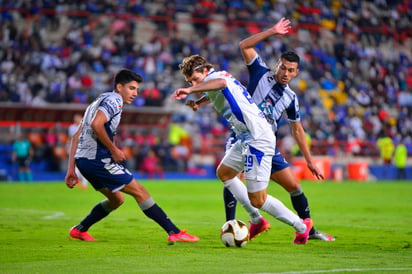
[274,58,299,85]
[185,68,208,86]
[117,81,139,104]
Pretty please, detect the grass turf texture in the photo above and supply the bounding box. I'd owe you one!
[1,180,411,273]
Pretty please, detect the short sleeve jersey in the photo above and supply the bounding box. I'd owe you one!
[13,139,31,157]
[75,91,123,160]
[246,54,301,136]
[204,69,272,141]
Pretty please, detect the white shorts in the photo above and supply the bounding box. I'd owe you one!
[221,139,274,193]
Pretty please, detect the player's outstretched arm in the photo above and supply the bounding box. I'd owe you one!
[185,95,211,111]
[65,124,81,188]
[290,121,324,180]
[240,17,292,64]
[173,79,227,100]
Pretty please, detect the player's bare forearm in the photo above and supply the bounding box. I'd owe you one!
[174,79,226,100]
[67,125,81,172]
[189,79,226,94]
[196,96,211,106]
[91,110,125,162]
[240,17,292,63]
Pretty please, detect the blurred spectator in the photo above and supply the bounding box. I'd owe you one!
[168,121,191,172]
[153,133,178,172]
[12,133,33,181]
[394,139,408,180]
[141,81,163,106]
[376,130,395,179]
[376,131,395,165]
[140,148,164,179]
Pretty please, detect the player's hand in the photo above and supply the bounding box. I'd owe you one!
[65,171,78,189]
[272,17,291,35]
[111,147,126,163]
[172,88,190,100]
[185,100,199,111]
[307,162,325,180]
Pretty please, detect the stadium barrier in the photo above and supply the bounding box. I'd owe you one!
[347,162,369,181]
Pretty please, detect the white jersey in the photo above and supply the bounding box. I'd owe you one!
[205,69,276,187]
[246,54,301,136]
[75,91,123,160]
[204,69,275,145]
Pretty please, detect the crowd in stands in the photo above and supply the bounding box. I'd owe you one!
[1,0,411,175]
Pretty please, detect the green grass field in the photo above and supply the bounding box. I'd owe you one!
[1,179,411,273]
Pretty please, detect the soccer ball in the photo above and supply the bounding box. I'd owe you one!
[220,219,250,247]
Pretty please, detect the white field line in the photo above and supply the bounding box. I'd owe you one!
[254,268,412,274]
[1,208,65,220]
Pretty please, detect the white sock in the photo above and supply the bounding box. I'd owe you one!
[223,177,261,224]
[260,195,306,233]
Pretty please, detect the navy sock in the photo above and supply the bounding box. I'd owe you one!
[142,202,180,235]
[290,188,310,219]
[223,187,237,221]
[77,201,111,232]
[290,188,317,234]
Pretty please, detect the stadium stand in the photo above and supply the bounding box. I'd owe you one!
[0,1,411,180]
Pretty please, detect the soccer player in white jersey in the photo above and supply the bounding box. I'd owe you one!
[65,69,199,244]
[173,55,313,244]
[225,17,334,241]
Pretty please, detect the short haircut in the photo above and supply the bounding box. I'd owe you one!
[281,51,300,64]
[179,55,214,77]
[114,69,143,89]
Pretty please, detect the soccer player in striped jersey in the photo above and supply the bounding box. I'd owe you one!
[65,69,199,244]
[174,55,313,244]
[225,17,335,241]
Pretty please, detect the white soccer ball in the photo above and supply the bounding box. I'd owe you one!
[220,219,250,247]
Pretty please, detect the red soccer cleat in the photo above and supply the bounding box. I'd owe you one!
[168,230,200,245]
[69,226,96,241]
[249,217,271,240]
[294,218,313,244]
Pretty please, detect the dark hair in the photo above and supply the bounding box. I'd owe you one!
[114,69,143,88]
[281,51,300,64]
[179,55,214,77]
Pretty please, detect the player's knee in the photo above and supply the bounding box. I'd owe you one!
[249,190,267,209]
[250,197,264,209]
[284,182,301,192]
[216,164,237,181]
[110,196,125,209]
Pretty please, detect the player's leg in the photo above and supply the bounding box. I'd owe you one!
[223,132,238,221]
[123,179,199,244]
[271,167,311,220]
[244,145,311,244]
[223,186,237,221]
[218,142,271,238]
[69,158,129,240]
[217,146,262,225]
[271,154,335,241]
[70,189,122,241]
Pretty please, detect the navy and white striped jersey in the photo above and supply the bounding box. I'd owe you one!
[75,91,123,160]
[246,54,301,136]
[204,68,274,143]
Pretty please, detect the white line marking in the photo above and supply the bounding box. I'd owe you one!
[1,208,65,219]
[42,212,65,219]
[254,268,412,274]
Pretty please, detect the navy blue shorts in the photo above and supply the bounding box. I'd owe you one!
[271,149,289,173]
[76,158,134,192]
